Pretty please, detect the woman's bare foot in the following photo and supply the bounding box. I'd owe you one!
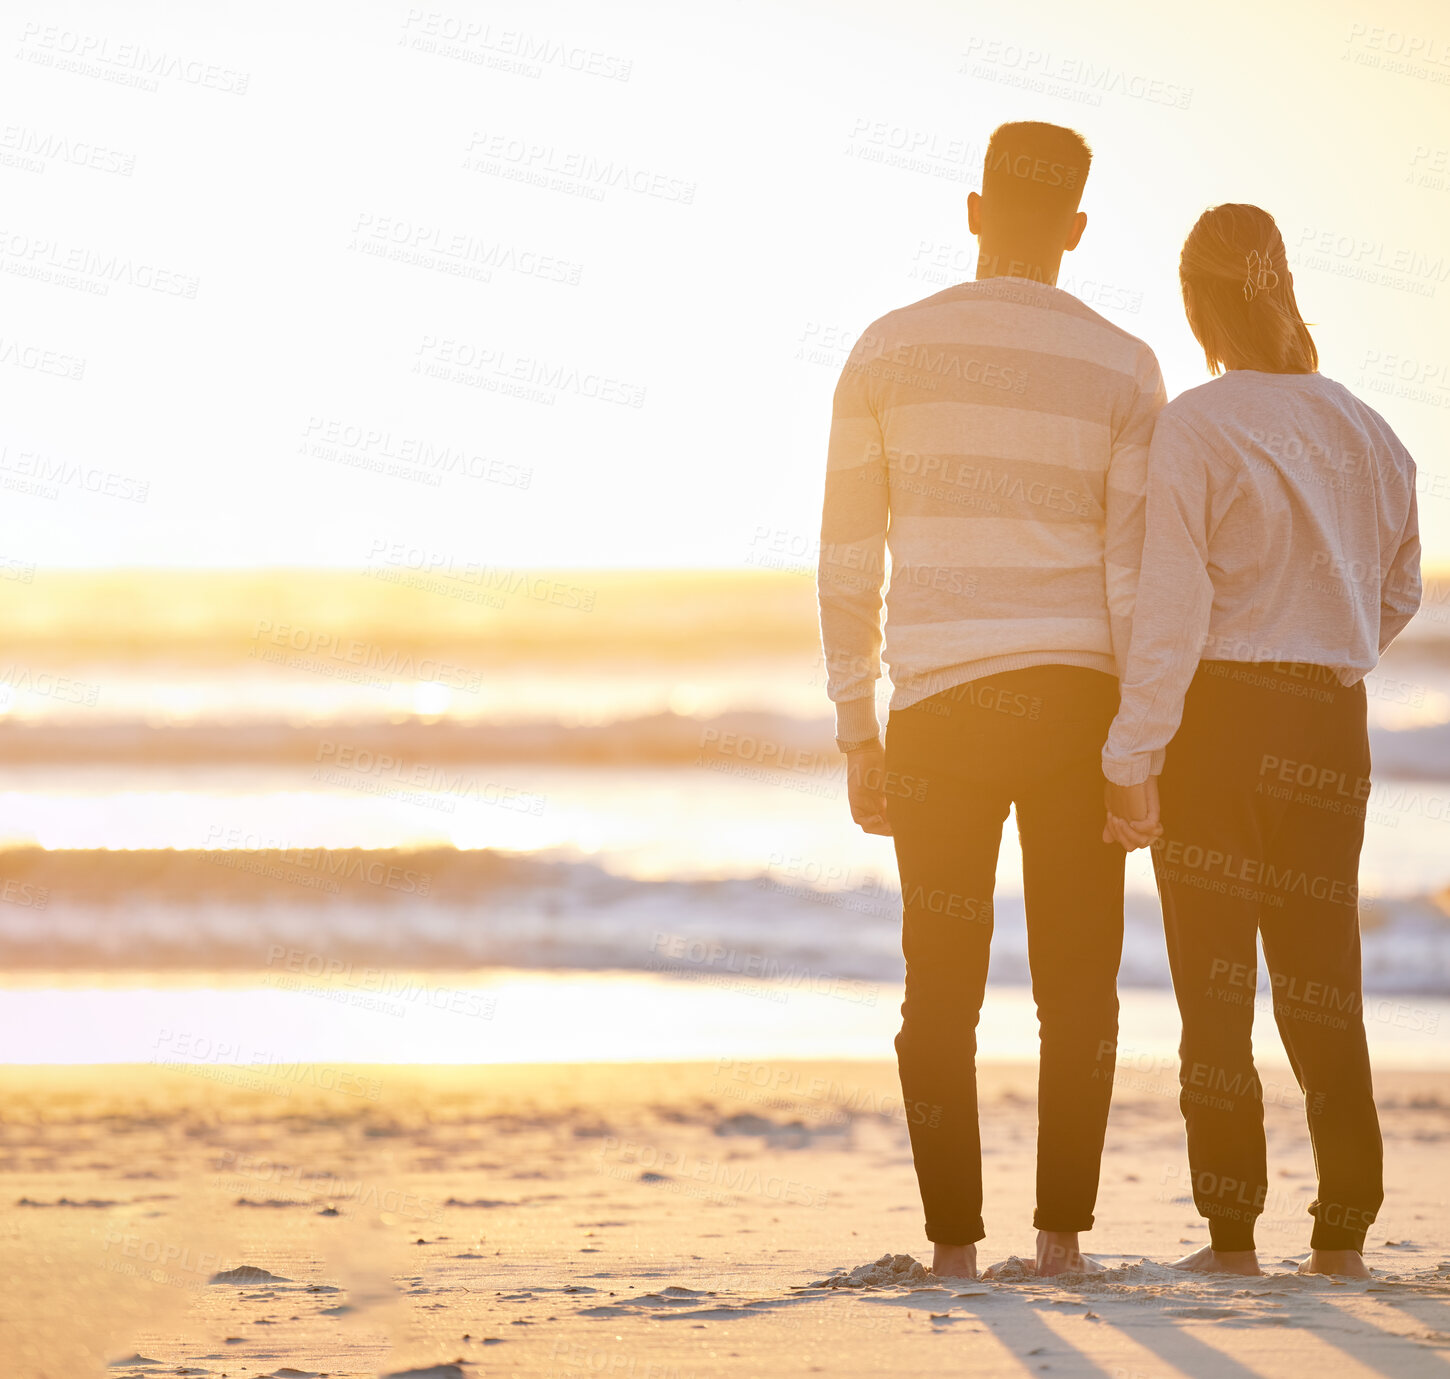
[1170,1244,1263,1275]
[932,1243,978,1279]
[1036,1230,1103,1277]
[1299,1249,1370,1279]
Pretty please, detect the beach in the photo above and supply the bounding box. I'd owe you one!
[3,572,1449,1377]
[5,1058,1450,1377]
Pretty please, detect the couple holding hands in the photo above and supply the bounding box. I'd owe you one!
[817,121,1420,1280]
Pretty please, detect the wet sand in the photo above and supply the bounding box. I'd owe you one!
[4,1060,1449,1377]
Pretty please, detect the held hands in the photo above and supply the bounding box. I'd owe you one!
[845,742,893,836]
[845,746,1158,847]
[1102,776,1163,851]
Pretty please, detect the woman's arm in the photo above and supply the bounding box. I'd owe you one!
[1380,469,1421,655]
[1102,411,1222,787]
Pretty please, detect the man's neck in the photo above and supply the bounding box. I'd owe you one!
[974,246,1064,286]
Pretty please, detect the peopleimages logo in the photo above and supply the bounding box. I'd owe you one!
[313,740,548,816]
[0,229,199,297]
[248,621,484,691]
[463,131,696,204]
[201,828,433,896]
[398,9,633,82]
[0,123,137,176]
[16,23,251,94]
[413,336,647,409]
[362,540,597,612]
[959,37,1193,109]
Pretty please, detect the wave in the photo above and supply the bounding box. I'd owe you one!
[2,710,1449,779]
[2,847,1447,993]
[0,710,837,766]
[1369,722,1450,781]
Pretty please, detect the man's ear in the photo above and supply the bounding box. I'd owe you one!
[967,191,981,237]
[1064,209,1087,252]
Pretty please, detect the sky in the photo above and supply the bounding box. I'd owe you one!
[5,0,1449,570]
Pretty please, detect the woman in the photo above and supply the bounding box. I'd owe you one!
[1100,204,1421,1279]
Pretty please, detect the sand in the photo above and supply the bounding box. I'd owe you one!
[3,1059,1449,1378]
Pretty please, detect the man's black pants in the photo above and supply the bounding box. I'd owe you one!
[1154,660,1382,1253]
[885,664,1125,1245]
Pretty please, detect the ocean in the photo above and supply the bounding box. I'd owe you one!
[1,569,1448,1066]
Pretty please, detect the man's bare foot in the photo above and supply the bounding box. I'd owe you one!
[1299,1249,1370,1279]
[1170,1244,1263,1275]
[931,1243,978,1279]
[1036,1230,1102,1277]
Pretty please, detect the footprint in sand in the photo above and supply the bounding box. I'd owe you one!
[579,1286,715,1318]
[209,1265,292,1285]
[18,1196,119,1208]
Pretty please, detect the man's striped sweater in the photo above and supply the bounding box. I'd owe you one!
[817,274,1166,743]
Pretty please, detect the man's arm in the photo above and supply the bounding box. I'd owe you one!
[818,333,890,744]
[1104,348,1167,679]
[818,333,891,833]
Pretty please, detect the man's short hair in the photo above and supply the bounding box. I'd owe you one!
[982,122,1092,226]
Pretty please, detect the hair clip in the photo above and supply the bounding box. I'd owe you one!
[1243,249,1279,301]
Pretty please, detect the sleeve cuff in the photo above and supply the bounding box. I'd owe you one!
[834,695,881,743]
[1101,748,1165,787]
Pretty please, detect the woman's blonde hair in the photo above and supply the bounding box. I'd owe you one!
[1179,203,1318,376]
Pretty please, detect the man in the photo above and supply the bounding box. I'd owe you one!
[816,122,1165,1279]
